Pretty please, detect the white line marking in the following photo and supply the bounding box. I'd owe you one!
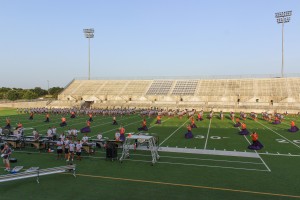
[232,119,271,172]
[256,120,300,149]
[204,118,212,150]
[160,119,189,146]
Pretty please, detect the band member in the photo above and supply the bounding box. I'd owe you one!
[190,117,197,128]
[29,112,34,120]
[207,111,213,119]
[82,133,89,144]
[88,113,93,122]
[70,111,76,118]
[230,112,235,121]
[1,144,12,172]
[234,118,241,127]
[196,112,203,121]
[272,116,281,124]
[155,115,161,124]
[219,111,224,120]
[185,125,193,139]
[288,121,299,132]
[239,123,249,135]
[60,117,67,127]
[64,137,70,160]
[76,140,82,160]
[119,125,125,141]
[33,129,40,141]
[56,139,63,160]
[80,120,91,133]
[5,118,11,129]
[44,113,50,122]
[112,116,118,125]
[248,132,264,150]
[67,140,75,162]
[138,119,148,131]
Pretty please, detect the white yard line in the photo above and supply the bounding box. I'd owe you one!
[160,119,190,146]
[204,118,212,150]
[255,120,300,149]
[242,135,271,172]
[232,119,271,172]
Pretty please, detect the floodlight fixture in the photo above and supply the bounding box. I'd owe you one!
[83,28,94,80]
[275,11,292,78]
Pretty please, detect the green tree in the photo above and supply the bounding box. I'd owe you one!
[31,87,47,97]
[23,90,39,99]
[49,87,64,98]
[6,90,20,101]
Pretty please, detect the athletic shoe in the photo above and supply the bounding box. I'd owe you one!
[66,159,69,162]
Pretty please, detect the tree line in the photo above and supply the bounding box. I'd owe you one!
[0,87,64,101]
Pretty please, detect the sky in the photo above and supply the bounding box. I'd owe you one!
[0,0,299,89]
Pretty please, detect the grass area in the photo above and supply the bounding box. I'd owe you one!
[0,112,300,200]
[0,108,17,116]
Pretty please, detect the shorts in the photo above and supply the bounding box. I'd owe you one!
[64,148,69,154]
[76,152,81,156]
[3,158,9,164]
[69,151,74,154]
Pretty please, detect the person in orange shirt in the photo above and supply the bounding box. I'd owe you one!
[70,111,76,119]
[119,125,126,141]
[248,132,264,150]
[239,123,249,135]
[155,115,161,124]
[185,125,193,139]
[190,117,197,128]
[88,113,93,122]
[196,112,203,121]
[60,117,67,127]
[81,120,91,133]
[44,113,50,123]
[288,121,299,132]
[29,112,34,120]
[234,118,241,127]
[272,116,281,124]
[138,119,148,131]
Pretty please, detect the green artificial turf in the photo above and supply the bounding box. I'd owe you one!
[0,112,300,200]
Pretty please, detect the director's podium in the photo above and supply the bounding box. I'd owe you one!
[120,135,159,165]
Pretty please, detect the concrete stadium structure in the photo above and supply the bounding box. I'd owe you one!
[53,76,300,113]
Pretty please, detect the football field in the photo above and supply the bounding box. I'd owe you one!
[0,109,300,200]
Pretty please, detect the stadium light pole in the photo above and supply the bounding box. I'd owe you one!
[83,28,94,80]
[275,11,292,78]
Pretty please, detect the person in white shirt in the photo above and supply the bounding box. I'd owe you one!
[0,126,2,135]
[33,129,40,140]
[75,140,82,160]
[64,138,70,160]
[52,127,57,140]
[56,139,63,160]
[68,140,75,162]
[47,127,53,139]
[82,134,89,144]
[59,133,65,141]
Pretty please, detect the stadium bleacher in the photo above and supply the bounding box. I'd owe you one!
[49,77,300,112]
